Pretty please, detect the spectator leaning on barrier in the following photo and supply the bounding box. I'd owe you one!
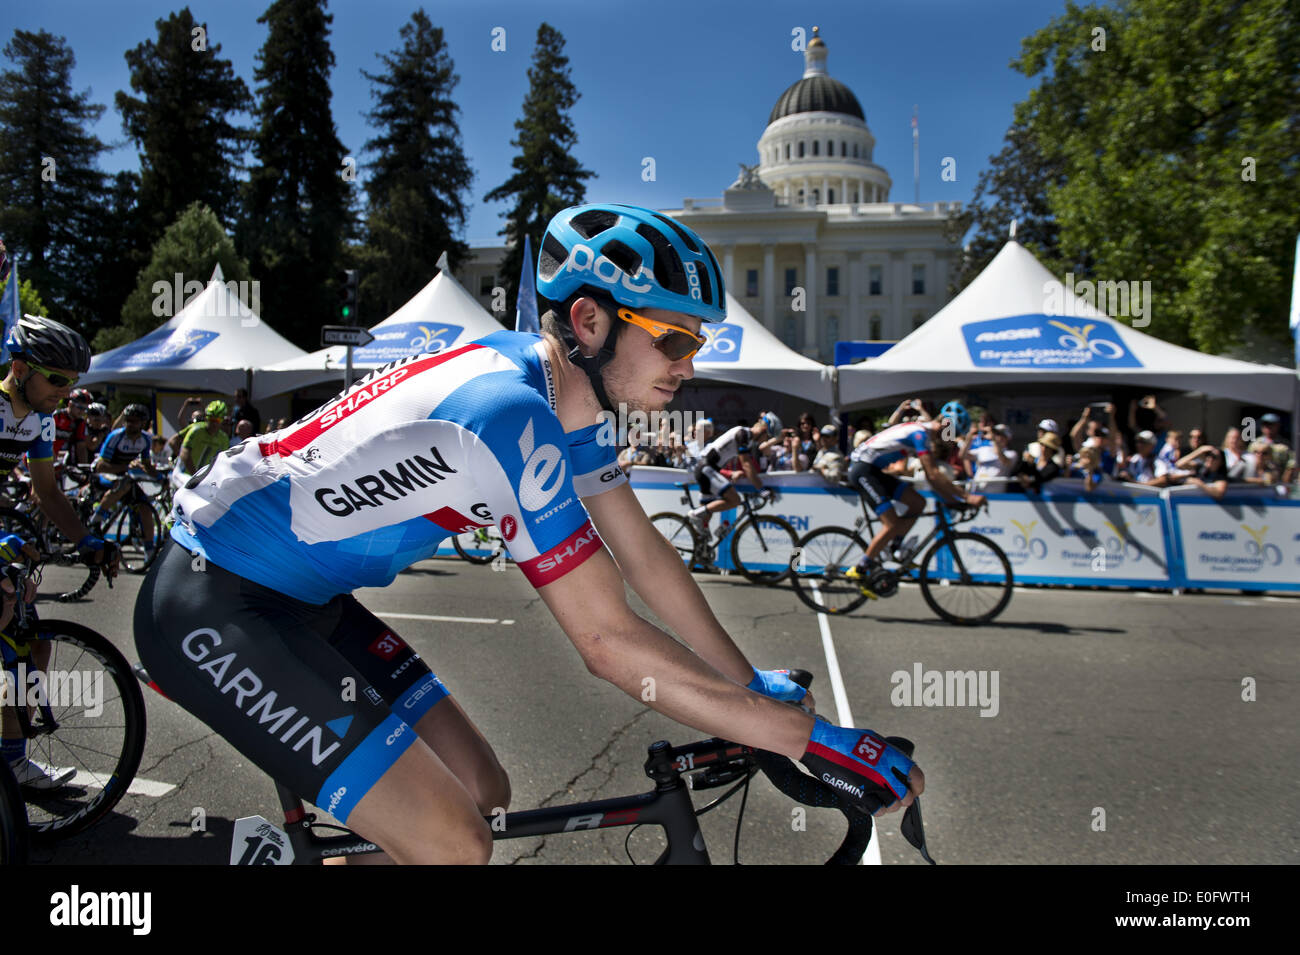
[968,423,1018,486]
[811,424,847,484]
[1014,429,1063,493]
[1221,427,1249,475]
[1175,444,1230,500]
[1247,440,1282,486]
[1119,430,1173,486]
[1158,430,1183,470]
[1257,413,1294,477]
[1069,444,1106,494]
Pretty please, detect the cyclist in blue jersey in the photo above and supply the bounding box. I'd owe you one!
[134,204,922,864]
[846,401,985,589]
[1,316,119,789]
[89,403,162,549]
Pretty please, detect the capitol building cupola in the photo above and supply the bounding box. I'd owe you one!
[757,27,892,206]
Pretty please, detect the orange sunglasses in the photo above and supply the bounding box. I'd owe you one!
[617,308,707,361]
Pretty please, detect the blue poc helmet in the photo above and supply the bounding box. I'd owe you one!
[940,401,971,435]
[536,203,728,409]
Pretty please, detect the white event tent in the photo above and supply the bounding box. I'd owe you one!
[254,267,504,397]
[837,241,1298,410]
[83,263,306,396]
[693,293,834,405]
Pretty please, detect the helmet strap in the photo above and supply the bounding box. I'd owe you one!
[547,303,624,414]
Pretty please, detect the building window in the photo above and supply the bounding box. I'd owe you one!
[827,139,833,156]
[783,315,798,349]
[479,275,495,297]
[912,264,926,295]
[852,190,859,203]
[869,315,882,339]
[812,140,819,156]
[812,189,820,204]
[868,265,882,296]
[797,188,804,203]
[841,141,847,157]
[912,312,925,330]
[853,143,859,158]
[798,141,805,157]
[785,143,791,160]
[826,267,839,297]
[746,269,758,297]
[784,268,798,296]
[828,189,835,204]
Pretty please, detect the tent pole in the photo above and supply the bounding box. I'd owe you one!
[245,368,253,402]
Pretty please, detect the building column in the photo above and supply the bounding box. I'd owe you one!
[803,244,818,356]
[722,245,734,295]
[841,176,848,204]
[850,251,865,339]
[821,176,829,205]
[891,253,905,338]
[762,243,776,329]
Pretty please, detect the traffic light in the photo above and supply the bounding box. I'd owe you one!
[338,268,358,320]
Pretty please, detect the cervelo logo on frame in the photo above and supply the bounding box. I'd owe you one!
[517,419,565,511]
[562,243,654,295]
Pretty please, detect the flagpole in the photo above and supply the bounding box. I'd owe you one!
[912,106,919,204]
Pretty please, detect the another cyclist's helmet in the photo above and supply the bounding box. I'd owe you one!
[69,387,93,405]
[759,412,782,434]
[206,400,228,419]
[939,401,971,435]
[123,403,150,421]
[87,402,108,417]
[5,315,93,373]
[537,204,727,322]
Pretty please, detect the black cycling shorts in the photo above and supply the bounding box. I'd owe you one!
[134,539,449,824]
[847,461,910,517]
[694,464,733,501]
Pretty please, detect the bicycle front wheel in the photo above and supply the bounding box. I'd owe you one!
[788,527,872,615]
[650,512,702,569]
[451,527,505,565]
[730,515,799,584]
[918,532,1014,625]
[16,621,147,842]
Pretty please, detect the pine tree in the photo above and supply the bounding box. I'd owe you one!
[359,10,473,319]
[95,202,253,353]
[484,23,594,320]
[0,29,108,326]
[238,0,355,349]
[115,8,252,240]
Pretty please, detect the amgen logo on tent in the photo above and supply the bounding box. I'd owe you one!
[99,327,220,368]
[352,322,464,363]
[695,324,742,363]
[962,314,1141,369]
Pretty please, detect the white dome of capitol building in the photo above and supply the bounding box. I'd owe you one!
[664,27,961,362]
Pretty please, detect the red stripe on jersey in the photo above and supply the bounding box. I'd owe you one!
[804,741,894,794]
[423,506,489,534]
[267,345,484,456]
[518,521,603,588]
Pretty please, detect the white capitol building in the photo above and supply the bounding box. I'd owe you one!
[462,28,960,363]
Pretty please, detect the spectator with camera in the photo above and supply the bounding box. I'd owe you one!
[811,424,847,484]
[1118,430,1173,486]
[1068,445,1107,494]
[966,423,1018,487]
[1175,443,1231,499]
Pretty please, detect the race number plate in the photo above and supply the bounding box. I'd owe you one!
[230,815,295,866]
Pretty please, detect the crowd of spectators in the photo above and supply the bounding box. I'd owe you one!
[613,393,1295,499]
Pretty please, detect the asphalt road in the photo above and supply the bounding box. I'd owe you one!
[22,556,1299,866]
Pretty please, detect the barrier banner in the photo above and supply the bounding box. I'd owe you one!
[1167,488,1300,592]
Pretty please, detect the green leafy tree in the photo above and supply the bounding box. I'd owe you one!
[958,0,1299,352]
[485,23,594,321]
[358,10,473,320]
[95,202,252,353]
[115,8,252,240]
[0,30,108,326]
[238,0,355,349]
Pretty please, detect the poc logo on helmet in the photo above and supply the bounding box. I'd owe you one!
[684,261,701,301]
[563,243,653,294]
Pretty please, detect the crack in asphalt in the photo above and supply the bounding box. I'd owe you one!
[137,729,219,779]
[505,707,653,865]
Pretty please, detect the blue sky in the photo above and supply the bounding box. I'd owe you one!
[7,0,1078,246]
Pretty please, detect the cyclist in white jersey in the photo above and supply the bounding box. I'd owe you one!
[846,401,985,586]
[134,204,924,863]
[686,413,779,536]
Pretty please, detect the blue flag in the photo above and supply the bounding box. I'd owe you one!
[515,233,539,334]
[1,260,20,364]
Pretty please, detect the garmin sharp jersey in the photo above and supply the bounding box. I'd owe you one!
[98,427,153,466]
[850,422,932,468]
[702,426,755,469]
[0,387,54,468]
[170,331,629,604]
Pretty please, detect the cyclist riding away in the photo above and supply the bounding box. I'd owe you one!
[846,400,986,590]
[0,316,118,788]
[687,412,779,538]
[134,203,923,864]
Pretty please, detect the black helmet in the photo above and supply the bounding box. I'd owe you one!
[6,315,93,373]
[123,403,150,420]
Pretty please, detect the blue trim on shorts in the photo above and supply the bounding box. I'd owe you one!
[314,713,418,823]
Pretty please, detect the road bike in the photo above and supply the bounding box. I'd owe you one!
[788,499,1014,625]
[450,525,509,566]
[650,483,799,584]
[130,666,934,865]
[0,560,147,842]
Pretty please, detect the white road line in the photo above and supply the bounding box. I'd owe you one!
[371,612,513,625]
[808,582,880,865]
[66,771,176,797]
